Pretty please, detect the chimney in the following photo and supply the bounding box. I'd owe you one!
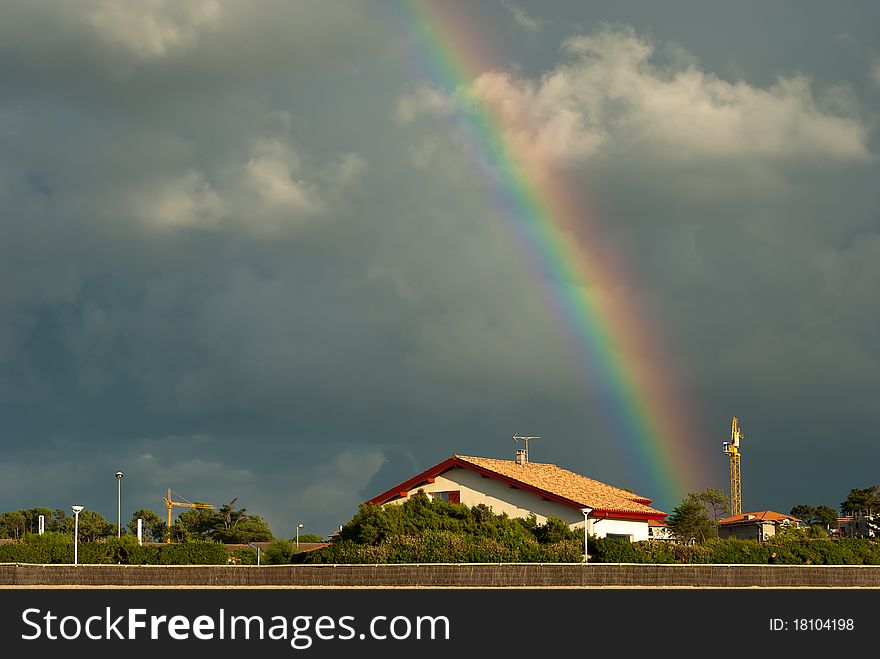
[515,448,527,465]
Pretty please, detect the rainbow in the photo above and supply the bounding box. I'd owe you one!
[398,1,711,511]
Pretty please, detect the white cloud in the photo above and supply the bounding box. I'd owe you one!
[406,25,872,166]
[109,136,364,233]
[469,70,606,163]
[500,0,547,33]
[395,83,456,123]
[85,0,221,61]
[137,170,225,229]
[243,139,324,214]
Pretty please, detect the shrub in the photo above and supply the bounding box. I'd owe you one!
[591,537,641,563]
[633,540,676,564]
[265,540,298,565]
[704,538,768,564]
[668,542,712,564]
[156,541,229,565]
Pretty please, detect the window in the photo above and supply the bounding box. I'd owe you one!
[430,491,460,504]
[606,533,633,542]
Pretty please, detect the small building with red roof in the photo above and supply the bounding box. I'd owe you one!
[716,510,801,541]
[647,518,674,541]
[366,452,667,542]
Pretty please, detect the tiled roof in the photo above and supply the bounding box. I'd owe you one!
[717,510,800,526]
[453,455,666,517]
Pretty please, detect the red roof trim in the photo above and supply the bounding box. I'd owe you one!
[365,456,666,520]
[366,457,460,505]
[592,509,667,522]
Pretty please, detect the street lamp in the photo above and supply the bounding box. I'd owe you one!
[115,471,124,538]
[580,507,593,563]
[296,523,304,547]
[248,542,262,566]
[71,506,84,566]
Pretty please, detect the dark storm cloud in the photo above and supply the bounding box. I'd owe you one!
[0,1,878,534]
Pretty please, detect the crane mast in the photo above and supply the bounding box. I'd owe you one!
[163,488,215,543]
[722,417,743,516]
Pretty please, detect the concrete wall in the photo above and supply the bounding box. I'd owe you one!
[390,468,649,540]
[3,563,880,588]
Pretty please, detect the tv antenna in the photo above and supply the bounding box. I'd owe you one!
[513,433,541,464]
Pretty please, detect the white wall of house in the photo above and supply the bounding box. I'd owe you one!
[648,525,674,541]
[387,467,650,541]
[591,518,650,542]
[843,516,877,538]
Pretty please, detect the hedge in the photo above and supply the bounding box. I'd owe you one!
[299,531,583,564]
[0,533,229,565]
[5,531,880,566]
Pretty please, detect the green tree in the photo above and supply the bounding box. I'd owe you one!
[216,498,246,531]
[177,507,222,540]
[534,516,579,544]
[840,486,880,535]
[72,510,115,542]
[20,508,55,535]
[208,498,274,543]
[840,486,880,515]
[791,504,838,532]
[50,509,69,532]
[814,505,838,531]
[214,515,274,544]
[773,522,828,541]
[265,539,298,564]
[171,499,274,544]
[667,496,715,543]
[339,503,401,545]
[127,509,166,543]
[790,504,816,523]
[304,494,584,564]
[0,511,26,539]
[169,520,189,543]
[666,488,729,543]
[296,533,324,543]
[696,487,730,522]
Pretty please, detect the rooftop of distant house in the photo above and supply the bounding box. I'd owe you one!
[717,510,800,526]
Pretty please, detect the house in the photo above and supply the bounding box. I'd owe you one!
[366,452,667,542]
[840,514,877,538]
[647,519,674,541]
[716,510,800,541]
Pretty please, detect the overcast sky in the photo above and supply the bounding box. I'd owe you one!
[1,0,878,538]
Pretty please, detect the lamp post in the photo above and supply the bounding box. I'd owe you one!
[71,506,84,566]
[115,471,124,538]
[580,507,593,563]
[248,542,262,565]
[296,523,304,548]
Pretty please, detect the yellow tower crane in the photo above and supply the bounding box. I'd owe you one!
[163,488,215,543]
[722,417,743,516]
